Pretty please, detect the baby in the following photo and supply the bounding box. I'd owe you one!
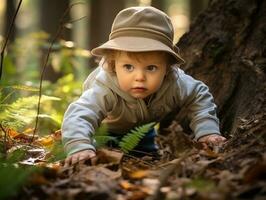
[62,6,226,166]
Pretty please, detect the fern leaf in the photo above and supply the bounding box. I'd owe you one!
[10,85,39,92]
[0,95,61,130]
[94,123,108,136]
[93,136,117,148]
[119,122,156,153]
[92,124,118,147]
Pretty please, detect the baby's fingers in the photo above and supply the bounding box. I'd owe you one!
[210,136,226,145]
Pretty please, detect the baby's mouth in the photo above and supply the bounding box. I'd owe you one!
[131,87,147,92]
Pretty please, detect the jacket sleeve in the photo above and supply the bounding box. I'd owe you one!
[174,69,221,140]
[61,84,114,156]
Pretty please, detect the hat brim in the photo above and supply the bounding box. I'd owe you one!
[91,37,185,64]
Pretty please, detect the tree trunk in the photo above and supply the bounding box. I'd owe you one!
[40,0,70,82]
[40,0,71,41]
[189,0,208,22]
[177,0,266,135]
[4,0,16,43]
[151,0,166,12]
[89,0,125,66]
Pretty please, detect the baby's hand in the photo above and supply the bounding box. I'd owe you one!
[198,134,226,148]
[64,149,96,168]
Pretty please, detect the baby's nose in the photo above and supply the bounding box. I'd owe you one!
[135,70,146,81]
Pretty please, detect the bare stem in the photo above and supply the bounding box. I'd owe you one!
[0,0,23,80]
[31,2,85,143]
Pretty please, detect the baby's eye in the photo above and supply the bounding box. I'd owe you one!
[123,64,134,72]
[146,65,158,72]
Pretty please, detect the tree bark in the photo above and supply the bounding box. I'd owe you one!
[4,0,16,42]
[151,0,166,12]
[89,0,125,66]
[177,0,266,135]
[189,0,208,22]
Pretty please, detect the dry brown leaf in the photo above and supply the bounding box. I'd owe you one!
[128,190,149,200]
[36,135,54,147]
[23,128,34,134]
[78,166,122,182]
[6,128,20,138]
[130,170,150,179]
[244,160,266,183]
[199,148,220,158]
[96,148,123,165]
[119,180,136,190]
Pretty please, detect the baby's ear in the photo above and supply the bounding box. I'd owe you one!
[165,64,173,75]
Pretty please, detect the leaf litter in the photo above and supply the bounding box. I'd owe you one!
[0,112,266,200]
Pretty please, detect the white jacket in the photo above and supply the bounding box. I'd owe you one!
[62,65,220,156]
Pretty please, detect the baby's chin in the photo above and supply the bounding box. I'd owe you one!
[130,93,149,99]
[131,93,155,100]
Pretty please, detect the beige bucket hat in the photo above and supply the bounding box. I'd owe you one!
[91,6,185,64]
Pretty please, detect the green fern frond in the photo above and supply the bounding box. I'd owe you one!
[9,85,39,92]
[94,123,108,136]
[0,85,39,104]
[92,124,117,147]
[119,122,156,153]
[0,95,61,130]
[94,136,117,148]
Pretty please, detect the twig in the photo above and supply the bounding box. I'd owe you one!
[123,153,156,168]
[68,15,87,24]
[147,150,195,200]
[0,0,23,80]
[31,2,85,143]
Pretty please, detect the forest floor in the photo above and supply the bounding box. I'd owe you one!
[1,105,266,200]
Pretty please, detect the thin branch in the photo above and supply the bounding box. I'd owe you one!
[68,15,87,24]
[31,2,85,143]
[0,0,23,80]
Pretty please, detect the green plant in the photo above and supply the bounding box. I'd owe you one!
[0,149,37,200]
[119,122,156,153]
[93,124,117,148]
[41,74,83,129]
[0,86,60,132]
[47,141,66,163]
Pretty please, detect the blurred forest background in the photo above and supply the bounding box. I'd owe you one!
[1,1,266,199]
[0,0,208,135]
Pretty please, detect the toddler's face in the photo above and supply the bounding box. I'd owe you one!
[114,51,167,99]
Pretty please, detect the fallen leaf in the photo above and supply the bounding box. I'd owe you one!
[96,148,123,165]
[120,180,135,190]
[6,128,20,138]
[130,170,150,179]
[36,135,54,147]
[244,160,266,183]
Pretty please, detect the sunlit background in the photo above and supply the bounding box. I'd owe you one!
[0,0,208,51]
[0,0,209,83]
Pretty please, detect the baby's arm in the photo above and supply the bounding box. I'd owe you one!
[175,69,225,145]
[62,84,114,164]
